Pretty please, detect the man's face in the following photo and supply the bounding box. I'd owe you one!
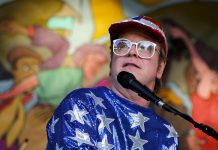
[110,29,166,90]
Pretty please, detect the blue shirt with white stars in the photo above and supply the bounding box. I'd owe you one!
[46,86,179,150]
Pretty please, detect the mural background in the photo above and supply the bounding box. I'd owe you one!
[0,0,218,149]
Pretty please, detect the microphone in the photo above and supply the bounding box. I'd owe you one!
[117,71,166,108]
[117,71,218,140]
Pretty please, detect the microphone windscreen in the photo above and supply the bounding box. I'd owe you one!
[117,71,136,89]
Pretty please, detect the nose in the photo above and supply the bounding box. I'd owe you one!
[128,43,138,57]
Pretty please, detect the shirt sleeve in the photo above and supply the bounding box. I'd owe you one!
[46,89,98,149]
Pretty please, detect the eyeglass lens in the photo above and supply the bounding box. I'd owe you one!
[113,39,156,58]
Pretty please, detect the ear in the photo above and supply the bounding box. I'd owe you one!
[156,59,166,79]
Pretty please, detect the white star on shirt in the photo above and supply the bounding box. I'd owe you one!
[162,144,177,150]
[86,91,106,109]
[129,112,150,132]
[97,134,114,150]
[64,104,89,124]
[128,130,148,150]
[97,112,114,134]
[164,124,179,145]
[69,128,93,146]
[51,116,59,134]
[55,143,63,150]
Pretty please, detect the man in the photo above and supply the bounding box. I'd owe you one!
[46,16,179,149]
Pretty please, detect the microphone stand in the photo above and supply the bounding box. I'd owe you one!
[137,87,218,141]
[117,71,218,140]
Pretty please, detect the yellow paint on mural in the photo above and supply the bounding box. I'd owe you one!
[90,0,125,40]
[0,97,17,138]
[0,0,62,26]
[6,96,25,148]
[157,88,183,106]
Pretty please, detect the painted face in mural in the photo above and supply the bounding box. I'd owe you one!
[186,62,218,97]
[7,46,42,85]
[82,53,108,81]
[72,43,109,83]
[13,57,41,84]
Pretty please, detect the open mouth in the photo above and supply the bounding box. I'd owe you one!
[123,63,140,68]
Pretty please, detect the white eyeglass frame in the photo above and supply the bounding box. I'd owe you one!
[113,38,160,59]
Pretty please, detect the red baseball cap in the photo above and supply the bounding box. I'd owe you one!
[109,16,168,58]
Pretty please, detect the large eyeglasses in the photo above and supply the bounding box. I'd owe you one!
[113,39,159,59]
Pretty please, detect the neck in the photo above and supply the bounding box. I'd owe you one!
[110,83,150,107]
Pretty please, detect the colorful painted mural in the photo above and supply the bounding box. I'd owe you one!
[0,0,218,149]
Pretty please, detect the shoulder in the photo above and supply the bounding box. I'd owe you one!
[49,87,109,124]
[61,86,109,105]
[150,110,179,142]
[67,86,108,98]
